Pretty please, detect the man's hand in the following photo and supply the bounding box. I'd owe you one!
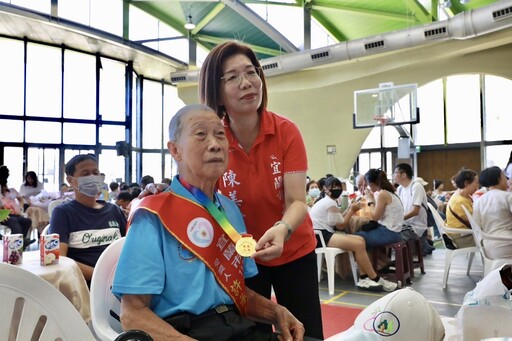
[274,305,305,341]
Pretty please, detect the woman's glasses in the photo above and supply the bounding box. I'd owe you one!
[221,67,262,87]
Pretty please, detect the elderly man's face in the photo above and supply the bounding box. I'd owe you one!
[168,109,228,183]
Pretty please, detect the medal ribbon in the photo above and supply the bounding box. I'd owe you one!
[178,176,242,243]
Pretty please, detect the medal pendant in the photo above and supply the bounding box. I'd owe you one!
[235,236,256,257]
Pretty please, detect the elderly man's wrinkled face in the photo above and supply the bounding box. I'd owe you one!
[168,109,228,183]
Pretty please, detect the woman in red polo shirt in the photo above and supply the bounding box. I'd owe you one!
[198,41,323,339]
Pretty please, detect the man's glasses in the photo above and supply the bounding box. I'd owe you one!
[221,67,262,87]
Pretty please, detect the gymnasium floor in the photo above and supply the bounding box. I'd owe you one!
[318,240,484,318]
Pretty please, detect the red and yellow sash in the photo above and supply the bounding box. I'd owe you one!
[130,192,248,315]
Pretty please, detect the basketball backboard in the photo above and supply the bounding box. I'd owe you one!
[353,83,419,129]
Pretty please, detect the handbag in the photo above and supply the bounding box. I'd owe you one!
[361,220,379,232]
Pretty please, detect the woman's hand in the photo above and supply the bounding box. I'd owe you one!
[350,201,362,212]
[251,224,288,262]
[138,183,168,199]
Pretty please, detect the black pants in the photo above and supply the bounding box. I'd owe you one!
[245,251,324,340]
[165,307,279,341]
[4,215,32,238]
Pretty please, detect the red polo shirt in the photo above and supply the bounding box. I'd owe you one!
[218,109,316,267]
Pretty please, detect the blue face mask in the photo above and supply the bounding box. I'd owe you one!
[74,174,104,198]
[309,188,320,198]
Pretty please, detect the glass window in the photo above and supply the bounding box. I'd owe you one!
[59,0,90,26]
[369,153,382,170]
[64,150,95,169]
[0,120,23,143]
[64,50,96,119]
[141,152,163,184]
[99,150,125,185]
[100,58,126,122]
[26,121,61,144]
[129,5,159,41]
[485,145,512,169]
[163,84,184,142]
[484,75,512,142]
[416,79,444,145]
[63,123,96,145]
[156,39,189,64]
[311,18,336,49]
[99,125,125,146]
[4,147,24,188]
[142,80,163,149]
[11,0,50,14]
[446,75,480,144]
[248,3,303,49]
[0,38,24,116]
[26,43,62,118]
[90,0,122,36]
[358,153,370,176]
[27,147,60,193]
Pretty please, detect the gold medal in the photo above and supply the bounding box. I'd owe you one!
[235,235,256,257]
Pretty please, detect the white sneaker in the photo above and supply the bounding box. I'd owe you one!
[356,278,383,292]
[378,277,399,292]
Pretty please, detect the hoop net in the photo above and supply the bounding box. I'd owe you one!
[373,116,389,126]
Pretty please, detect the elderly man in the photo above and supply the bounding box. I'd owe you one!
[49,154,126,284]
[112,105,305,341]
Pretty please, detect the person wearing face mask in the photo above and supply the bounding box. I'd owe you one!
[49,154,127,285]
[309,176,399,292]
[306,180,320,209]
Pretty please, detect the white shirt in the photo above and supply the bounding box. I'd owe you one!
[473,189,512,258]
[309,196,340,234]
[397,181,428,236]
[378,190,405,233]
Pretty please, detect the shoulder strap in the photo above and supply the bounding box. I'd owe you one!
[448,204,471,229]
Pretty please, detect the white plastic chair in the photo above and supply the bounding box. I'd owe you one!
[462,205,512,277]
[427,203,479,289]
[47,199,65,218]
[90,237,126,341]
[314,229,358,295]
[0,262,95,340]
[41,223,50,235]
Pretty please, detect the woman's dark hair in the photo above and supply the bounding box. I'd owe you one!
[325,176,342,190]
[453,169,478,189]
[199,41,268,119]
[433,179,444,190]
[365,169,396,193]
[479,166,502,188]
[23,171,38,188]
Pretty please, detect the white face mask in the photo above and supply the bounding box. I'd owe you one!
[74,174,105,198]
[309,187,320,198]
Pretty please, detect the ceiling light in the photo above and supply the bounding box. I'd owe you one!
[443,0,452,8]
[184,15,195,30]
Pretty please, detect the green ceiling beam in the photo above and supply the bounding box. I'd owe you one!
[190,3,225,35]
[194,34,285,57]
[310,1,415,22]
[128,1,185,36]
[311,10,345,42]
[404,0,433,24]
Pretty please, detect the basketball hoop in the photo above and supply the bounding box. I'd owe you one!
[373,116,389,126]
